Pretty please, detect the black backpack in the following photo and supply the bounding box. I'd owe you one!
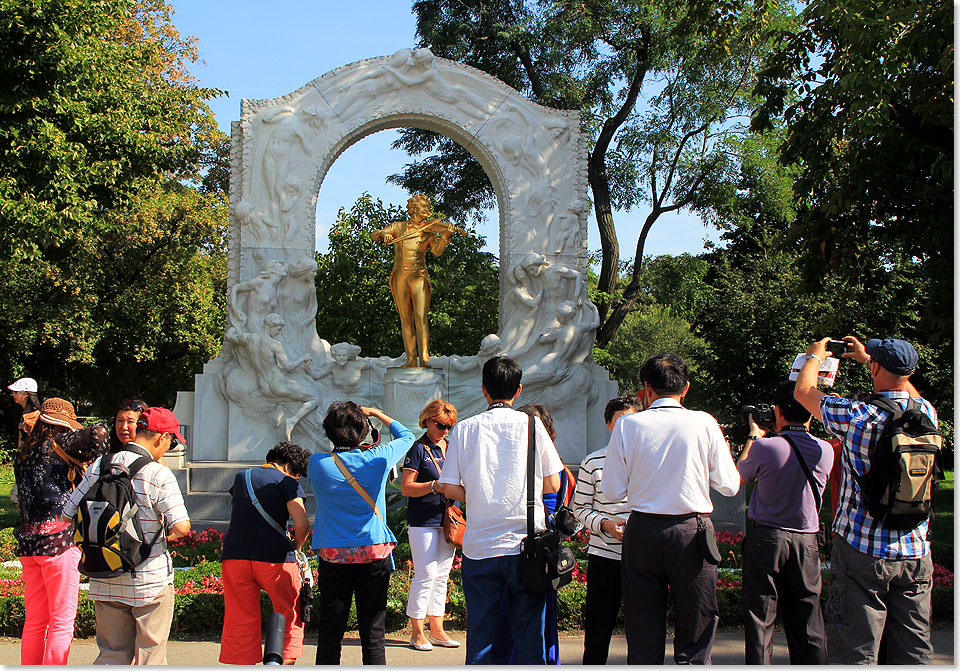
[851,394,943,530]
[72,448,165,578]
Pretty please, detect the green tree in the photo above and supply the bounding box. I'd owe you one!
[0,181,228,413]
[0,0,222,262]
[315,194,499,358]
[752,0,953,341]
[392,0,796,347]
[0,0,228,413]
[593,303,713,402]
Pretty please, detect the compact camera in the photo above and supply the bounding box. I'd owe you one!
[825,339,852,357]
[739,403,775,428]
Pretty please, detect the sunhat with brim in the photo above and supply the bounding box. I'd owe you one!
[8,377,37,393]
[39,397,82,430]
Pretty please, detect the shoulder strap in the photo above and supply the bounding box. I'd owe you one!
[244,468,295,549]
[864,393,904,420]
[331,453,384,522]
[49,437,85,487]
[424,442,444,477]
[782,434,823,512]
[527,414,536,538]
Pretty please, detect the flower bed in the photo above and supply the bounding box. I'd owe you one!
[0,526,951,637]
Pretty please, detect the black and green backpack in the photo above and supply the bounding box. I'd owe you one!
[852,394,943,530]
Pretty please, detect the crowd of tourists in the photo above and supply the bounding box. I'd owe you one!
[7,333,942,665]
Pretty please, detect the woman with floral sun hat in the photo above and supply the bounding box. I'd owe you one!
[14,398,109,664]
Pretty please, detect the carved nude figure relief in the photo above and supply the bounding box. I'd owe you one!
[229,259,288,333]
[224,313,318,440]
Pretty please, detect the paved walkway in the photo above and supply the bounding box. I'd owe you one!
[0,629,953,665]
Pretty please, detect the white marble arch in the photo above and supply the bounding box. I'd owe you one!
[183,48,616,465]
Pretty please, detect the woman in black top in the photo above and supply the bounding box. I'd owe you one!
[400,399,461,651]
[15,398,109,664]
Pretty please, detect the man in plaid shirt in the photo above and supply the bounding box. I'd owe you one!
[795,335,937,664]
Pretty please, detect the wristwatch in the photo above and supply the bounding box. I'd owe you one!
[747,434,763,441]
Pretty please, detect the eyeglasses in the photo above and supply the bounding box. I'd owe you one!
[118,399,147,412]
[168,435,180,450]
[432,420,453,432]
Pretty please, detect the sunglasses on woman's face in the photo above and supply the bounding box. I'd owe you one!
[432,420,453,432]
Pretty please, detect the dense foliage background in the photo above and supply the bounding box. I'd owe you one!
[0,0,951,461]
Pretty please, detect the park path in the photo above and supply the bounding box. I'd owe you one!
[0,629,953,665]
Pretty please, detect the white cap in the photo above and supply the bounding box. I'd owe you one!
[7,378,37,393]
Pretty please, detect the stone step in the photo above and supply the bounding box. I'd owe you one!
[181,491,318,522]
[176,463,314,494]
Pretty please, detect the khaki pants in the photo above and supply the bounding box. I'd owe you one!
[93,584,175,665]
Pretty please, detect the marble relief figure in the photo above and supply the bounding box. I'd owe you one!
[261,108,311,241]
[314,342,369,403]
[228,259,288,332]
[500,253,547,355]
[224,313,318,440]
[280,255,331,361]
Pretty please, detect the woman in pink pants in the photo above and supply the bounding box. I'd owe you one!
[13,398,108,664]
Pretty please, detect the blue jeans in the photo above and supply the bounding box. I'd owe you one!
[461,554,547,664]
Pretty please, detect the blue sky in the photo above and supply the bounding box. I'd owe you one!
[169,1,721,260]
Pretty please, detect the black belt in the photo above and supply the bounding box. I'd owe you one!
[630,511,707,521]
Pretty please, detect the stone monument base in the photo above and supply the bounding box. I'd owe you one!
[382,367,445,435]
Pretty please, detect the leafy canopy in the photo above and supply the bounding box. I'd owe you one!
[393,0,797,347]
[0,0,223,262]
[752,0,953,341]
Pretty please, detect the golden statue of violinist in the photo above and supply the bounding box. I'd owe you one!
[372,194,465,368]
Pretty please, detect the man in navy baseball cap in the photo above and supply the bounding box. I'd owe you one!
[793,333,937,663]
[864,338,918,375]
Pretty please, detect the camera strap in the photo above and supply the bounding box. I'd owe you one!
[782,434,822,512]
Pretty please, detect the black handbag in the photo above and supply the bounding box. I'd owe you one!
[519,415,576,593]
[697,515,721,565]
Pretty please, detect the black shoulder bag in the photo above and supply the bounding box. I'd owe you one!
[519,415,575,593]
[781,434,826,545]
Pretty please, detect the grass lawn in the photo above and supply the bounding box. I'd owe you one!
[0,465,13,530]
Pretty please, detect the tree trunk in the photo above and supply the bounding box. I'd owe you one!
[589,154,618,325]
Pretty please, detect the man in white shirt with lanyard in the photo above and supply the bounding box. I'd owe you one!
[602,353,740,664]
[439,356,563,665]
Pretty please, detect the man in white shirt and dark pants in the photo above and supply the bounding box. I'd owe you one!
[602,353,741,664]
[440,356,562,664]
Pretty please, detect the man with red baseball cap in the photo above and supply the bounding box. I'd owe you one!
[63,406,191,664]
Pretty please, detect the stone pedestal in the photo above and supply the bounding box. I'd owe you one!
[710,488,746,532]
[382,368,445,435]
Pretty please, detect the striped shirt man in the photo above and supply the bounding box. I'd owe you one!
[572,447,630,560]
[63,445,190,606]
